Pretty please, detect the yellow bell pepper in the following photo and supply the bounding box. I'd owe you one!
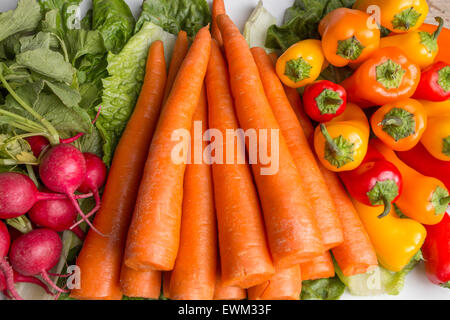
[352,198,426,272]
[314,103,369,172]
[276,39,325,88]
[380,17,444,69]
[353,0,429,33]
[421,116,450,161]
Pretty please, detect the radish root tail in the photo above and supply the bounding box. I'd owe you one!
[0,259,23,300]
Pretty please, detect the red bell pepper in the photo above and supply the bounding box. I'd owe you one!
[397,143,450,191]
[413,61,450,102]
[422,213,450,287]
[302,80,347,122]
[339,145,403,218]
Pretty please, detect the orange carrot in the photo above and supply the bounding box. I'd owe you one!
[163,31,189,103]
[251,47,343,250]
[300,251,335,281]
[71,41,167,300]
[211,0,226,46]
[124,26,212,272]
[169,87,217,300]
[120,265,161,299]
[291,91,378,277]
[206,40,275,288]
[213,267,247,300]
[247,266,302,300]
[284,86,315,144]
[162,272,171,299]
[218,14,324,268]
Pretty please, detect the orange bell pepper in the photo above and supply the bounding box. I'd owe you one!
[371,139,448,225]
[341,47,421,107]
[371,99,427,151]
[318,8,380,67]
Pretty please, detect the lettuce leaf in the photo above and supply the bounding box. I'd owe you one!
[135,0,211,37]
[243,1,277,53]
[265,0,356,51]
[92,0,135,54]
[97,22,176,164]
[301,277,346,300]
[336,252,423,296]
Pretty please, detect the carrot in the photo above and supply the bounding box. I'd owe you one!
[124,26,212,272]
[71,41,167,300]
[120,265,161,299]
[163,31,189,103]
[206,40,274,288]
[291,91,378,277]
[251,47,343,250]
[218,14,324,268]
[169,87,217,300]
[213,268,247,300]
[162,272,171,299]
[284,86,315,143]
[211,0,226,46]
[247,266,302,300]
[300,251,335,280]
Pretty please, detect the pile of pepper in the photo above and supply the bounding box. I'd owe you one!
[276,0,450,288]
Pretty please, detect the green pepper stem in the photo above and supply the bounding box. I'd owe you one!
[320,124,342,157]
[433,17,445,40]
[377,197,391,219]
[380,117,403,127]
[439,195,450,206]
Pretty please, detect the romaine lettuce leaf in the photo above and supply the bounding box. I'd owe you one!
[97,22,176,164]
[265,0,356,51]
[335,252,423,296]
[0,0,41,43]
[243,1,277,53]
[135,0,211,37]
[92,0,135,54]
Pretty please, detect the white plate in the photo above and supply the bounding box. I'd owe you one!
[1,0,449,300]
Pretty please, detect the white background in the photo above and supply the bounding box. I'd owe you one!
[0,0,449,300]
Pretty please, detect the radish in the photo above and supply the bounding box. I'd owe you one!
[9,228,66,293]
[39,144,104,235]
[0,221,23,300]
[71,153,107,230]
[28,196,85,240]
[25,136,50,158]
[0,172,92,219]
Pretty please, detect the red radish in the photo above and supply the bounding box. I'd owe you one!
[9,228,66,293]
[12,270,53,295]
[0,172,92,219]
[39,144,103,235]
[25,136,50,158]
[0,221,23,300]
[28,197,85,240]
[71,153,107,230]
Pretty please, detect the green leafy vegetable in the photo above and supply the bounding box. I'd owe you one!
[135,0,211,37]
[265,0,356,51]
[0,0,42,43]
[92,0,135,54]
[243,1,277,53]
[335,252,423,296]
[301,277,346,300]
[97,22,176,164]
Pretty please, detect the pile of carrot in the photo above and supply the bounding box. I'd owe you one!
[71,0,378,300]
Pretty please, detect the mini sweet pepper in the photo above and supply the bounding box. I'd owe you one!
[371,99,427,151]
[352,197,426,272]
[421,116,450,161]
[319,8,380,67]
[413,61,450,101]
